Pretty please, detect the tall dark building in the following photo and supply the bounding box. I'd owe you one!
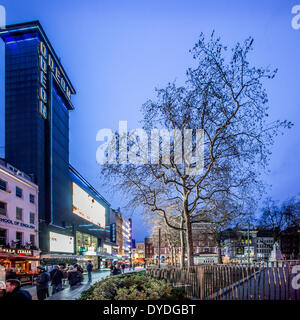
[0,21,75,232]
[0,21,114,265]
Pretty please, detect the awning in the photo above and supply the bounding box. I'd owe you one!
[40,254,79,259]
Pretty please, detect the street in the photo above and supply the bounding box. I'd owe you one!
[23,268,144,300]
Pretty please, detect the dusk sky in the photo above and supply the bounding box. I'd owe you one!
[1,0,300,241]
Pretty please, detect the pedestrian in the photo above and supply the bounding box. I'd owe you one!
[112,266,119,276]
[35,265,50,300]
[3,279,32,300]
[5,268,17,280]
[50,265,64,295]
[121,263,125,274]
[110,264,114,275]
[132,263,135,271]
[74,264,84,274]
[87,260,93,283]
[60,265,68,286]
[68,266,82,287]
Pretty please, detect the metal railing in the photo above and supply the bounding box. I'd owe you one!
[146,261,300,300]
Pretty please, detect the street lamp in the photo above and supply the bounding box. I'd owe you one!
[158,228,161,268]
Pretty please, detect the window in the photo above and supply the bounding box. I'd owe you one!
[30,234,35,246]
[30,212,35,225]
[16,207,23,221]
[16,232,22,246]
[0,228,6,246]
[0,179,7,192]
[16,186,23,198]
[29,194,35,204]
[0,201,6,216]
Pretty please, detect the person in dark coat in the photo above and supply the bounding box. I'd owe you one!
[50,265,64,294]
[87,260,93,283]
[35,265,50,300]
[121,263,125,274]
[5,268,17,280]
[3,279,32,300]
[68,266,82,287]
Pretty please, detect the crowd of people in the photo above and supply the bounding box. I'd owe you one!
[0,260,94,301]
[110,262,136,275]
[0,260,144,300]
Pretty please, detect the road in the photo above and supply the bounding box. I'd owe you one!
[23,268,145,300]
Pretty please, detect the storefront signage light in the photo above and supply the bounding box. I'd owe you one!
[0,248,33,256]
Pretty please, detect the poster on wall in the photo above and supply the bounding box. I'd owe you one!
[72,182,106,229]
[49,232,74,253]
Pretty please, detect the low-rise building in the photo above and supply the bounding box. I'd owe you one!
[0,159,40,278]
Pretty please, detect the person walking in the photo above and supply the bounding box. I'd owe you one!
[2,279,32,301]
[50,265,64,294]
[60,265,68,286]
[121,263,125,274]
[35,266,50,300]
[87,260,93,283]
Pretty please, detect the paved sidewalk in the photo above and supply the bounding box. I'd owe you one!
[23,268,145,300]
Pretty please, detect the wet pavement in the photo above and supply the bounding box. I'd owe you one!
[23,268,145,300]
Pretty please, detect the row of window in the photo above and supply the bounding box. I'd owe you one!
[0,178,35,203]
[0,201,35,224]
[0,228,35,246]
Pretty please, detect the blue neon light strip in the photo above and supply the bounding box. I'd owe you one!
[0,24,75,94]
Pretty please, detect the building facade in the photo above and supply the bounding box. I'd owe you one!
[0,21,116,267]
[0,158,40,275]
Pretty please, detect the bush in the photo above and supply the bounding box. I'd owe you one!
[79,271,187,300]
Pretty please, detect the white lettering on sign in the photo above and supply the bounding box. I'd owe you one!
[38,41,73,119]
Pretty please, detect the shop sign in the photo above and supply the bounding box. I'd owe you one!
[0,217,35,230]
[39,41,72,119]
[0,248,33,256]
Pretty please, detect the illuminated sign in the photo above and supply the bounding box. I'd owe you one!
[38,41,72,119]
[110,223,116,243]
[72,182,106,229]
[49,232,74,253]
[0,248,33,256]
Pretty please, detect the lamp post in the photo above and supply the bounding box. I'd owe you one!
[158,228,161,268]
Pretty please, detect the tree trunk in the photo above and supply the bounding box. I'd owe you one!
[183,199,194,267]
[217,244,223,264]
[180,215,185,268]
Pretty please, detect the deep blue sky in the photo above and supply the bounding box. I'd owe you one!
[1,0,300,241]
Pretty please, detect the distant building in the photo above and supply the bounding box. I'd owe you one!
[223,229,257,263]
[132,242,145,264]
[112,208,132,260]
[255,229,274,261]
[280,226,300,260]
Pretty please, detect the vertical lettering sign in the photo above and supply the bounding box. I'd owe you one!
[38,41,72,119]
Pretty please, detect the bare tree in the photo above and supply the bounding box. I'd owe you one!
[99,32,291,267]
[258,197,299,243]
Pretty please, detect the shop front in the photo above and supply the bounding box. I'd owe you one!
[0,247,40,285]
